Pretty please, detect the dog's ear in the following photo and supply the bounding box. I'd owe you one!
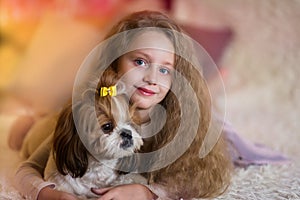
[52,103,88,178]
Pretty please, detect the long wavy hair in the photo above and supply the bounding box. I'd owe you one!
[91,10,232,199]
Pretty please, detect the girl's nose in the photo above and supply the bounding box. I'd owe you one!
[143,64,157,85]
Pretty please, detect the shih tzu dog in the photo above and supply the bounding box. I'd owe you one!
[44,69,144,199]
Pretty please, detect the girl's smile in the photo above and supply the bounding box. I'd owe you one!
[136,87,157,96]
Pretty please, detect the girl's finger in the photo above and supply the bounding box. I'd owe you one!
[91,187,113,195]
[97,191,115,200]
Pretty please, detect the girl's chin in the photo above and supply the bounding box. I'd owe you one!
[131,96,153,109]
[135,99,157,111]
[135,103,152,110]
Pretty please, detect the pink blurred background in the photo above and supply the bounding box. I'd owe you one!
[0,0,232,116]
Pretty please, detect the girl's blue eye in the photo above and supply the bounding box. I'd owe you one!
[134,59,147,67]
[159,67,170,75]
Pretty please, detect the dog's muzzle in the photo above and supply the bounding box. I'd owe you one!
[120,129,133,149]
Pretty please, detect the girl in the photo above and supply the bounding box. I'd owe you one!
[14,10,288,200]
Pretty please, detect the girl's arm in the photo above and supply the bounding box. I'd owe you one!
[14,136,77,200]
[14,136,170,200]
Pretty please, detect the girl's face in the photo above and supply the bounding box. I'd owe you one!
[117,31,175,111]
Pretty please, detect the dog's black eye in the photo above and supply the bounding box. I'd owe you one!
[101,122,113,133]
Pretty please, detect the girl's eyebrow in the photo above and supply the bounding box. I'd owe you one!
[133,51,151,61]
[133,50,174,67]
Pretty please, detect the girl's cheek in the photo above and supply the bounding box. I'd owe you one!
[157,75,172,88]
[119,66,142,82]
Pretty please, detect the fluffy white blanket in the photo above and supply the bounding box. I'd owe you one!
[0,116,24,199]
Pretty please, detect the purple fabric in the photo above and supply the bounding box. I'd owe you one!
[223,123,290,167]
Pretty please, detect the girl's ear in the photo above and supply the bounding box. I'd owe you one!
[52,103,88,178]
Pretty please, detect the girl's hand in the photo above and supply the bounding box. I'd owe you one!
[38,186,78,200]
[91,184,157,200]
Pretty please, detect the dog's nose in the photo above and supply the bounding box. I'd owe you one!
[120,129,132,140]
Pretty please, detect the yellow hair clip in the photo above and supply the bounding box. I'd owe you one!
[100,85,117,97]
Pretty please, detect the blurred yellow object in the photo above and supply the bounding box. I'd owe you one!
[1,20,39,50]
[0,2,40,91]
[0,43,22,90]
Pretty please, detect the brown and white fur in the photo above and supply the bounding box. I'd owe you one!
[44,70,145,199]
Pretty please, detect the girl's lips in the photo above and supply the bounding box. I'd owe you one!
[137,87,156,96]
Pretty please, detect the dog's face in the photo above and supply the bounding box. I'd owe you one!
[92,94,143,159]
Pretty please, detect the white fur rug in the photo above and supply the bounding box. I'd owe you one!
[0,115,24,199]
[199,0,300,199]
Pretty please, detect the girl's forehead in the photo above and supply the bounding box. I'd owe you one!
[128,31,175,53]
